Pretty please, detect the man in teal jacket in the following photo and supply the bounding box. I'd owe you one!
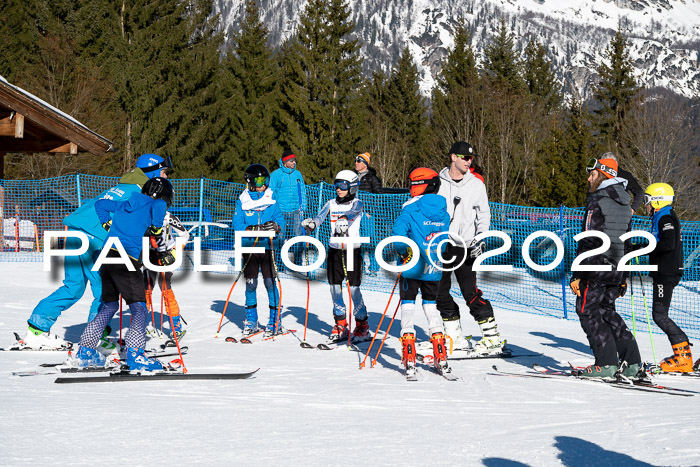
[21,154,170,350]
[269,150,306,268]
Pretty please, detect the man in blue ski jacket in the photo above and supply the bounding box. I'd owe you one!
[269,150,306,268]
[21,154,171,351]
[392,168,451,378]
[233,164,286,338]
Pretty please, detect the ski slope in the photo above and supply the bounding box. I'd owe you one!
[1,261,699,466]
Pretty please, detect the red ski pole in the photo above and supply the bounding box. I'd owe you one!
[360,271,402,369]
[371,299,402,368]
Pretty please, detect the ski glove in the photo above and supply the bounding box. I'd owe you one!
[102,220,112,232]
[147,225,163,237]
[618,281,628,298]
[158,251,176,266]
[301,218,316,232]
[245,224,264,231]
[569,277,581,297]
[468,239,486,258]
[398,247,413,264]
[262,221,280,233]
[334,217,349,235]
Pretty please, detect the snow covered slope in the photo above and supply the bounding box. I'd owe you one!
[213,0,700,99]
[2,262,700,465]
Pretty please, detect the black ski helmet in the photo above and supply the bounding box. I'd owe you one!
[244,163,270,190]
[142,177,174,207]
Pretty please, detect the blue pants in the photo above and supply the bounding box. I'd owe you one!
[28,235,102,332]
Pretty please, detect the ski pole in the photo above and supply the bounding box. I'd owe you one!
[340,245,352,347]
[360,270,403,369]
[371,299,402,368]
[119,295,123,346]
[215,239,257,337]
[636,270,657,365]
[161,271,187,373]
[302,242,310,345]
[629,276,636,339]
[269,237,283,336]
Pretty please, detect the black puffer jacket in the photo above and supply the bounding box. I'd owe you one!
[576,180,631,284]
[649,209,684,280]
[356,167,383,194]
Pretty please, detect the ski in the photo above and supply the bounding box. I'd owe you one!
[13,366,118,377]
[316,334,382,351]
[145,347,188,358]
[428,365,459,381]
[417,348,540,363]
[226,329,264,344]
[241,329,296,344]
[54,368,260,384]
[1,333,73,352]
[490,365,696,397]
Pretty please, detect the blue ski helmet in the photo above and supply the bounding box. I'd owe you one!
[136,153,173,179]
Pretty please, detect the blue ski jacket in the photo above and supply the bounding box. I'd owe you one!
[95,193,167,260]
[232,188,286,250]
[269,159,306,213]
[391,194,450,281]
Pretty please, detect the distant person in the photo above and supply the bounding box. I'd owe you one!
[354,152,382,276]
[269,150,306,268]
[599,152,644,214]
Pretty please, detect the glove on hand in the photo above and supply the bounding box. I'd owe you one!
[262,221,280,233]
[618,281,628,298]
[398,247,413,264]
[301,218,316,232]
[245,224,264,232]
[334,217,349,235]
[570,277,581,297]
[102,220,112,232]
[158,251,176,266]
[147,225,163,237]
[468,239,486,258]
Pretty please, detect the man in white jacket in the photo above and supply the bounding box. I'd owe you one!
[435,141,505,354]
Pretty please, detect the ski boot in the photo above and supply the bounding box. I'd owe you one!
[352,318,371,343]
[96,326,119,357]
[576,364,617,381]
[473,317,506,355]
[401,333,417,379]
[243,305,260,337]
[430,332,452,375]
[265,306,281,337]
[73,346,106,368]
[22,325,71,350]
[660,341,693,373]
[443,319,471,352]
[328,317,349,343]
[126,347,165,372]
[620,361,646,382]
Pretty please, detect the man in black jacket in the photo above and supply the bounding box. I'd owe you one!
[354,152,383,193]
[569,156,642,380]
[643,183,692,372]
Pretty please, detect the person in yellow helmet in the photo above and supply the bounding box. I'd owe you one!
[644,183,693,373]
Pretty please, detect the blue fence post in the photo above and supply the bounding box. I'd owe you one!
[76,173,82,208]
[198,176,204,233]
[559,203,567,319]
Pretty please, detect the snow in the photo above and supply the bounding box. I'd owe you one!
[2,261,700,465]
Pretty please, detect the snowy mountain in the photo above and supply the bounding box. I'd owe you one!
[213,0,700,100]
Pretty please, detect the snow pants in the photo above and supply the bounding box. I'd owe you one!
[28,234,102,332]
[652,277,688,345]
[575,279,641,367]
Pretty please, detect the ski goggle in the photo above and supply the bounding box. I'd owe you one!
[586,158,617,178]
[142,156,174,173]
[643,194,673,206]
[335,179,357,191]
[250,176,269,188]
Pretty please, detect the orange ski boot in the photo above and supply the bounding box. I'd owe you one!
[659,341,693,373]
[430,332,452,375]
[401,333,417,379]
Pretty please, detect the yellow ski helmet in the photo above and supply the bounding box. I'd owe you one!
[644,183,674,210]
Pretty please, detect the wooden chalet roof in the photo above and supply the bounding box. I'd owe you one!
[0,75,113,157]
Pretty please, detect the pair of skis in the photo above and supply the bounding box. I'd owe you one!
[225,328,296,344]
[491,364,700,397]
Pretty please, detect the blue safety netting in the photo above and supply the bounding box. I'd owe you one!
[2,175,699,339]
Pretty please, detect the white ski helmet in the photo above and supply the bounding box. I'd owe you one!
[334,170,359,195]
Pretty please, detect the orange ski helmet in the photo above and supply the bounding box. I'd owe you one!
[409,167,440,197]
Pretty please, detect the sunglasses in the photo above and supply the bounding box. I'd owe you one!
[355,157,366,164]
[455,154,473,161]
[586,158,617,178]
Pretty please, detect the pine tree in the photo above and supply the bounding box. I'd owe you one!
[219,0,281,182]
[523,38,561,111]
[277,0,364,182]
[483,18,525,93]
[592,26,640,151]
[381,47,428,187]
